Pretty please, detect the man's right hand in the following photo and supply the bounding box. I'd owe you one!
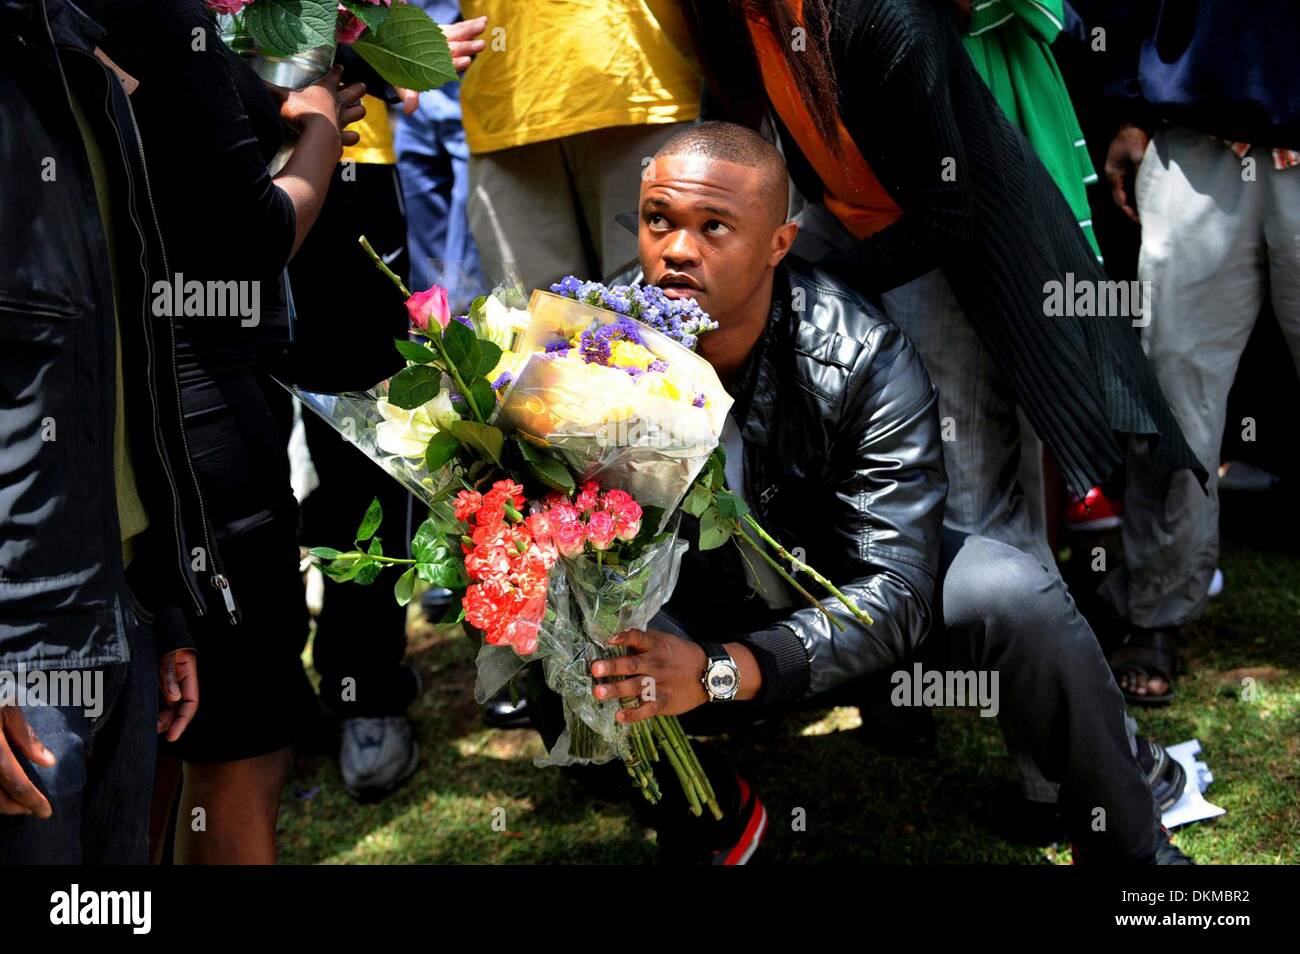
[1104,124,1151,225]
[0,705,56,818]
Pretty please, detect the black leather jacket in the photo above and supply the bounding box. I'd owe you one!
[658,259,948,704]
[1,0,229,669]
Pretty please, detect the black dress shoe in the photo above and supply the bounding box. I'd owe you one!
[482,694,531,729]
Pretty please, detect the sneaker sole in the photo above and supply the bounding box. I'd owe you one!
[718,796,768,865]
[344,739,420,803]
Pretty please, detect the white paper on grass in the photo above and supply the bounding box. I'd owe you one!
[1160,739,1226,829]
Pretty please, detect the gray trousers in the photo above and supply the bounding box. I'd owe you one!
[1100,127,1300,629]
[792,202,1053,567]
[647,529,1159,860]
[793,200,1128,804]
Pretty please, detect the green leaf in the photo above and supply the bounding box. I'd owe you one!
[708,450,727,490]
[416,560,470,589]
[441,320,481,383]
[351,3,457,91]
[716,488,750,520]
[437,594,466,626]
[308,546,343,560]
[410,517,443,562]
[243,0,338,58]
[355,560,384,585]
[699,505,735,551]
[394,567,416,606]
[367,536,383,557]
[448,420,503,464]
[322,554,366,582]
[682,481,713,518]
[388,364,440,409]
[469,377,497,420]
[356,498,383,542]
[467,295,488,324]
[424,430,460,472]
[341,0,391,32]
[394,338,437,365]
[476,341,503,377]
[515,438,576,494]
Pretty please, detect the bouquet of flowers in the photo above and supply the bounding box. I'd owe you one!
[293,239,873,817]
[208,1,456,91]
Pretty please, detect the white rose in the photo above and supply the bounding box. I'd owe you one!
[375,389,458,459]
[481,294,532,350]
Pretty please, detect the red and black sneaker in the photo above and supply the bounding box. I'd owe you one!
[655,771,768,864]
[711,775,769,865]
[1064,486,1122,532]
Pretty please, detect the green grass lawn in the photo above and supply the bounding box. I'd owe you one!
[277,541,1300,864]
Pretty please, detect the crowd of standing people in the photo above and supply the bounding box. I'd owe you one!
[2,0,1296,866]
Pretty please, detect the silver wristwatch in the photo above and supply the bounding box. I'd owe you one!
[701,642,740,702]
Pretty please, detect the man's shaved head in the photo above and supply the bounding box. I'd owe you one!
[653,121,789,225]
[638,121,799,385]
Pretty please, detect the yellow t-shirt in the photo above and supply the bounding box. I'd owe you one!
[341,94,397,165]
[460,0,702,154]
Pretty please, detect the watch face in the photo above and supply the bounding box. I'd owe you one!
[706,660,738,699]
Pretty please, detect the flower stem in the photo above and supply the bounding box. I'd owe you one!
[331,551,416,566]
[742,514,874,627]
[736,529,847,633]
[359,235,410,299]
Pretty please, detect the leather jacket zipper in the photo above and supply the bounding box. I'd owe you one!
[61,44,236,623]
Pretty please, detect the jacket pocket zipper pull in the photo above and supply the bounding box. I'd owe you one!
[759,485,779,506]
[212,574,239,625]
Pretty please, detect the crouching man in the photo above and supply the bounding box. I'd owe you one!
[556,122,1190,865]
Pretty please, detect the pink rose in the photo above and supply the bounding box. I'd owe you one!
[553,520,586,557]
[575,480,600,514]
[585,511,617,551]
[335,9,367,44]
[206,1,253,14]
[405,285,451,332]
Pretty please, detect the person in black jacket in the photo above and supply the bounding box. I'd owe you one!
[0,0,199,863]
[78,0,366,863]
[537,122,1191,864]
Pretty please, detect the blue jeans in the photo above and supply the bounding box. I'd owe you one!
[394,89,482,308]
[0,606,157,864]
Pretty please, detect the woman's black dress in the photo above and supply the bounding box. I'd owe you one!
[87,0,317,762]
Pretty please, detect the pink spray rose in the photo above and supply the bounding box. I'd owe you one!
[585,510,617,551]
[405,284,451,332]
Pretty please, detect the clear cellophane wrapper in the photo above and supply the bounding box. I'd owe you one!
[289,379,450,511]
[491,290,732,527]
[474,520,688,768]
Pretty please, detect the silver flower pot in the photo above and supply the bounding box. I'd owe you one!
[218,13,336,91]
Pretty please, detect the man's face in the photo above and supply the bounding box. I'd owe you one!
[638,153,787,321]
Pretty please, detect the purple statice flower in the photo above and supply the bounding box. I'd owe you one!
[550,276,718,351]
[491,371,514,390]
[451,313,474,330]
[692,393,706,408]
[545,340,571,355]
[579,325,612,365]
[623,366,644,379]
[610,316,645,346]
[550,275,583,297]
[647,358,668,374]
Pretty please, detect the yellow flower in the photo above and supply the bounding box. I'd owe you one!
[608,340,657,371]
[488,348,525,384]
[637,372,682,403]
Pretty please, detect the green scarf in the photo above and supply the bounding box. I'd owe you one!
[963,0,1101,260]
